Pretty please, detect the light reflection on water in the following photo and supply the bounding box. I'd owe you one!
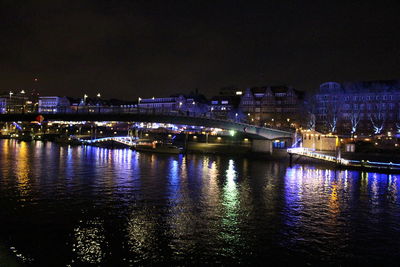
[0,140,400,265]
[72,218,107,264]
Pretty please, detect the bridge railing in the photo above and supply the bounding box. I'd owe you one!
[287,147,350,165]
[287,147,400,170]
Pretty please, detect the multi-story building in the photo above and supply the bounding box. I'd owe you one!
[208,87,243,120]
[209,95,241,120]
[0,98,6,113]
[38,96,71,113]
[0,91,29,113]
[138,96,184,112]
[315,80,400,135]
[239,86,305,128]
[138,94,208,116]
[67,96,136,113]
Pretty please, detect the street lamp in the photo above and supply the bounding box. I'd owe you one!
[97,93,101,98]
[9,91,13,99]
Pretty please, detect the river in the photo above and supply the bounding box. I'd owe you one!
[0,139,399,265]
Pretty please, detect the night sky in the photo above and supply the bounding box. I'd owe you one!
[1,0,399,99]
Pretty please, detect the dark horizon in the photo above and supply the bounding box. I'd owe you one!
[1,1,399,99]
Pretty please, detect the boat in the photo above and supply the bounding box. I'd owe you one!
[132,139,183,154]
[14,131,33,142]
[54,135,82,145]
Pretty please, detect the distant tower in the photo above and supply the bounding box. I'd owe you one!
[30,77,40,112]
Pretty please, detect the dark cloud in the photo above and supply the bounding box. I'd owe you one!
[0,0,399,98]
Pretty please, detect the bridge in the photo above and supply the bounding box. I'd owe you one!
[80,136,135,146]
[287,147,400,172]
[287,147,350,165]
[0,111,293,140]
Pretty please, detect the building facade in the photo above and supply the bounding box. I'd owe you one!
[0,92,29,113]
[209,96,242,120]
[38,96,71,113]
[138,95,208,116]
[315,80,400,136]
[239,86,305,128]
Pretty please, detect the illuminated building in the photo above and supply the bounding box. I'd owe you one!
[69,97,136,113]
[39,96,71,113]
[209,95,241,120]
[138,94,208,116]
[208,87,243,120]
[315,80,400,135]
[239,86,305,127]
[0,92,28,113]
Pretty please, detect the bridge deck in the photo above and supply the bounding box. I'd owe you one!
[287,147,400,171]
[0,111,293,140]
[80,136,135,146]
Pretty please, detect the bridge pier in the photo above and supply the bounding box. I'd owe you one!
[251,140,273,155]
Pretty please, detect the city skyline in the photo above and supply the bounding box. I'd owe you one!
[1,2,400,265]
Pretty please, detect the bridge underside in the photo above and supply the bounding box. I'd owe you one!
[0,113,293,140]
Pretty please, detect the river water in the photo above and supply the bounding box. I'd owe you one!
[0,139,399,265]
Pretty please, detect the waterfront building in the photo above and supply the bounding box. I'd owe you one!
[68,96,136,113]
[301,129,338,151]
[0,98,6,113]
[209,87,243,120]
[138,96,184,112]
[38,96,71,113]
[0,91,29,113]
[239,86,305,128]
[315,80,400,135]
[209,95,241,120]
[138,94,208,116]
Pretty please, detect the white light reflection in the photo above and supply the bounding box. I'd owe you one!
[71,219,107,264]
[168,159,179,199]
[126,207,157,260]
[219,159,241,247]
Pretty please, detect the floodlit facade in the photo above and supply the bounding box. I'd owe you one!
[138,95,208,116]
[209,96,241,120]
[239,86,305,127]
[301,130,338,151]
[315,80,400,135]
[0,92,29,113]
[39,96,71,113]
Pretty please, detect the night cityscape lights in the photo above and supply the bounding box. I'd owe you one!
[0,1,400,265]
